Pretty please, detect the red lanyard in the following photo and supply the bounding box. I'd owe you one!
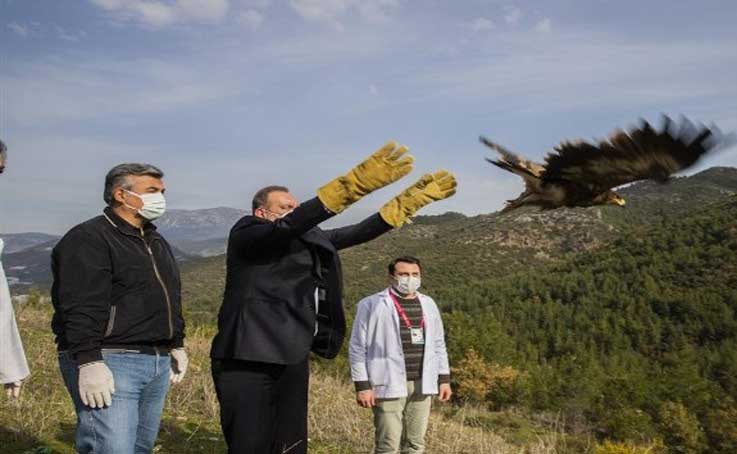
[389,290,425,329]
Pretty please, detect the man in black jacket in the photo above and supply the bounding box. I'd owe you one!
[52,163,187,454]
[211,141,457,453]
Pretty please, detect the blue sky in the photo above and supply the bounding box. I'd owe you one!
[1,0,736,234]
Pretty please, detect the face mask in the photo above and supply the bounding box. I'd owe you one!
[263,208,293,221]
[125,190,166,221]
[276,209,293,219]
[393,275,421,295]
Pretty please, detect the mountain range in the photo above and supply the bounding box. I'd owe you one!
[2,167,736,290]
[1,207,246,286]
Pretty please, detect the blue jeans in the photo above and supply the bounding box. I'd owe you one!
[59,350,171,454]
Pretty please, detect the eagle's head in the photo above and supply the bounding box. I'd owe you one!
[603,191,626,207]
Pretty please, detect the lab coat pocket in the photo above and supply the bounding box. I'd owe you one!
[367,359,388,386]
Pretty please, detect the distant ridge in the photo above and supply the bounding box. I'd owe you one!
[3,166,736,288]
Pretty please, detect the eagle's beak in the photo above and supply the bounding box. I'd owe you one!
[615,198,626,206]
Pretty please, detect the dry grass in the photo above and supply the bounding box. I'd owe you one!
[1,301,567,453]
[307,372,528,453]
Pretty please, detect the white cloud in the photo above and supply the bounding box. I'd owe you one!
[237,9,264,29]
[408,34,737,117]
[56,26,87,41]
[2,56,248,125]
[178,0,229,22]
[504,5,523,25]
[468,17,495,33]
[356,0,401,24]
[535,18,552,33]
[237,0,271,7]
[253,26,396,64]
[7,22,29,38]
[289,0,401,28]
[290,0,349,22]
[89,0,229,28]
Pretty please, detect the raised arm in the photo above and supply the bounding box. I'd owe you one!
[232,140,415,253]
[228,197,334,252]
[323,213,393,251]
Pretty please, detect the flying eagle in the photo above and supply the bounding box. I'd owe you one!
[480,116,727,212]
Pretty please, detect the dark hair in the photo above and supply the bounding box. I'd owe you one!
[388,256,422,275]
[104,163,164,206]
[0,139,6,157]
[252,185,289,211]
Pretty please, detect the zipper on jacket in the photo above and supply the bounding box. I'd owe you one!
[140,230,174,339]
[104,305,117,337]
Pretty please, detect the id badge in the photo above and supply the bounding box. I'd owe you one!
[410,327,425,345]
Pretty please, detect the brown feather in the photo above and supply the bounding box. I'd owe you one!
[542,115,720,193]
[480,115,730,212]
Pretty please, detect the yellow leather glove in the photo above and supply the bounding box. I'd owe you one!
[379,170,457,228]
[317,141,414,214]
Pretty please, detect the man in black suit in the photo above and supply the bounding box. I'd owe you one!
[210,141,456,453]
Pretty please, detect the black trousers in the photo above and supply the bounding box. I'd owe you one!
[212,358,309,454]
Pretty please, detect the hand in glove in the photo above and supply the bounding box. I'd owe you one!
[317,141,414,214]
[4,381,23,399]
[379,170,457,228]
[170,348,188,384]
[78,361,115,408]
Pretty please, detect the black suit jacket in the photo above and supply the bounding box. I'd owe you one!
[210,197,392,365]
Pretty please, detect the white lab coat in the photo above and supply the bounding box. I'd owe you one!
[349,288,450,399]
[0,238,30,384]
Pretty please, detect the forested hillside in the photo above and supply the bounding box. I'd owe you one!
[178,167,737,452]
[438,197,737,452]
[5,168,733,452]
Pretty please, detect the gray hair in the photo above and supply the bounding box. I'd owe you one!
[104,163,164,206]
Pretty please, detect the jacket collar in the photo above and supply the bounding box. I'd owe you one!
[103,206,158,238]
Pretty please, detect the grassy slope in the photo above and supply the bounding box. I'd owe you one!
[1,301,558,454]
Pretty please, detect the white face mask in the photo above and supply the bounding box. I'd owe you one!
[262,207,293,221]
[276,209,293,219]
[125,190,166,221]
[393,275,421,295]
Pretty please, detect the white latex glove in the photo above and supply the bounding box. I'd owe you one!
[78,362,115,408]
[4,381,23,399]
[170,348,188,384]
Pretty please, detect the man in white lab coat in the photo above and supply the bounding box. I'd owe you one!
[349,256,452,454]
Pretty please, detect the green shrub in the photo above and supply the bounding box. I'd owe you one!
[657,401,706,454]
[703,406,737,454]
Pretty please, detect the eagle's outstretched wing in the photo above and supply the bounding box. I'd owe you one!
[542,116,720,193]
[480,136,546,177]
